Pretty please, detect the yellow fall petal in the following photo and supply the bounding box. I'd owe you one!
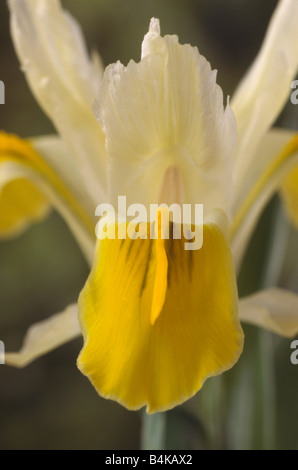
[0,177,49,238]
[0,132,49,237]
[78,217,243,413]
[0,132,95,262]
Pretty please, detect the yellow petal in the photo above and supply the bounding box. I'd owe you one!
[0,133,49,237]
[239,288,298,338]
[78,216,243,413]
[280,160,298,228]
[0,177,49,238]
[150,208,169,325]
[0,132,95,263]
[5,304,80,368]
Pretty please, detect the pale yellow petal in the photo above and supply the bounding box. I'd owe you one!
[231,0,298,193]
[30,135,96,220]
[94,19,236,218]
[239,288,298,338]
[9,0,107,203]
[5,304,80,368]
[231,131,298,270]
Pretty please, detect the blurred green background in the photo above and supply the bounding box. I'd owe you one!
[0,0,298,450]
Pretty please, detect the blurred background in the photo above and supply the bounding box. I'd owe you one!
[0,0,297,450]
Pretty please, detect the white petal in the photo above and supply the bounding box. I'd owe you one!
[9,0,107,204]
[239,288,298,338]
[30,135,96,220]
[5,304,81,368]
[94,19,236,218]
[231,0,298,194]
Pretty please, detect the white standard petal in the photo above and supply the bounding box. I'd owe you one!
[231,0,298,195]
[239,288,298,338]
[9,0,107,204]
[93,18,236,219]
[5,304,81,368]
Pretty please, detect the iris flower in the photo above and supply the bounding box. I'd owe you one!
[2,0,298,413]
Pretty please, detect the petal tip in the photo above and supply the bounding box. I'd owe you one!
[149,18,161,35]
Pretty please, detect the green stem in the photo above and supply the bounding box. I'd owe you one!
[140,412,166,450]
[257,200,289,449]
